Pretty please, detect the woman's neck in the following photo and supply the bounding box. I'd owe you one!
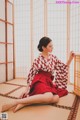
[41,52,49,58]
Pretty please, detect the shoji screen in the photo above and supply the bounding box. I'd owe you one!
[74,55,80,96]
[0,0,14,83]
[70,4,80,84]
[7,0,14,81]
[0,0,6,83]
[33,0,44,59]
[47,0,67,63]
[14,0,44,78]
[14,0,31,78]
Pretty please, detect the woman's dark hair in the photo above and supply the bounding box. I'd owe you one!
[37,37,52,52]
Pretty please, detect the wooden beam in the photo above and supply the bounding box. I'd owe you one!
[67,0,70,83]
[5,0,8,81]
[13,0,15,79]
[30,0,33,64]
[44,0,48,36]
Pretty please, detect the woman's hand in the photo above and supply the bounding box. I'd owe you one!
[19,91,28,98]
[19,85,30,98]
[70,51,75,57]
[19,92,26,99]
[66,51,75,66]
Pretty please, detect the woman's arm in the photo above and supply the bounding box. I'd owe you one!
[53,51,75,89]
[66,51,75,67]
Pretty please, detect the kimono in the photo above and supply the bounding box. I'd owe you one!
[26,53,69,97]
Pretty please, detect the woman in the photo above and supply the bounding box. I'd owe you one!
[1,37,75,113]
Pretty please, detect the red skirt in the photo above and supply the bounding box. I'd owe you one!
[28,71,68,97]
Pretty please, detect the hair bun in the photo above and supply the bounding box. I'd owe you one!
[37,44,43,52]
[37,37,52,52]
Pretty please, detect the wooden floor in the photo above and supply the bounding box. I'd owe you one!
[0,79,80,120]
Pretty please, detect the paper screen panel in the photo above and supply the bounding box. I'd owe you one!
[0,44,6,63]
[47,0,67,63]
[8,63,13,80]
[7,45,13,62]
[70,4,80,53]
[7,24,13,43]
[8,0,13,3]
[14,0,31,78]
[74,55,80,96]
[70,60,74,84]
[0,22,5,42]
[7,2,13,23]
[0,64,6,83]
[70,4,80,83]
[0,0,5,20]
[33,0,44,59]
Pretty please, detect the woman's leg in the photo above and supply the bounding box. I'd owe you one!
[1,92,59,112]
[13,94,59,112]
[12,103,28,112]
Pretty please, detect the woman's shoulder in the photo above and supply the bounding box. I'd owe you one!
[33,54,41,63]
[49,53,57,58]
[33,53,57,61]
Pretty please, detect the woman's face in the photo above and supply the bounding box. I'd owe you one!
[42,41,53,53]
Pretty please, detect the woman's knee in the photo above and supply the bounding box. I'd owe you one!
[43,92,53,103]
[53,95,59,103]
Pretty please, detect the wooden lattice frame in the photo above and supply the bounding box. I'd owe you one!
[0,0,15,81]
[74,55,80,96]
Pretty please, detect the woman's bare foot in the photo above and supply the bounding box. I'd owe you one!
[10,105,17,111]
[1,101,17,112]
[0,105,2,113]
[12,103,27,113]
[1,104,12,112]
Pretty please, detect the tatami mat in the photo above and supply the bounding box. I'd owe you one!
[67,84,74,93]
[0,96,71,120]
[0,84,20,95]
[5,104,70,120]
[56,93,76,108]
[6,79,27,86]
[8,87,26,98]
[0,96,15,105]
[75,98,80,120]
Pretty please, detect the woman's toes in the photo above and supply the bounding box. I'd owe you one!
[0,106,2,113]
[13,104,26,113]
[1,104,9,112]
[13,105,20,113]
[13,108,17,113]
[10,106,16,111]
[1,103,15,112]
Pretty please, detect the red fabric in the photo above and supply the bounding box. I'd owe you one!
[28,71,68,97]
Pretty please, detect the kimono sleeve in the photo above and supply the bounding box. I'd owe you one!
[54,56,69,89]
[26,59,38,87]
